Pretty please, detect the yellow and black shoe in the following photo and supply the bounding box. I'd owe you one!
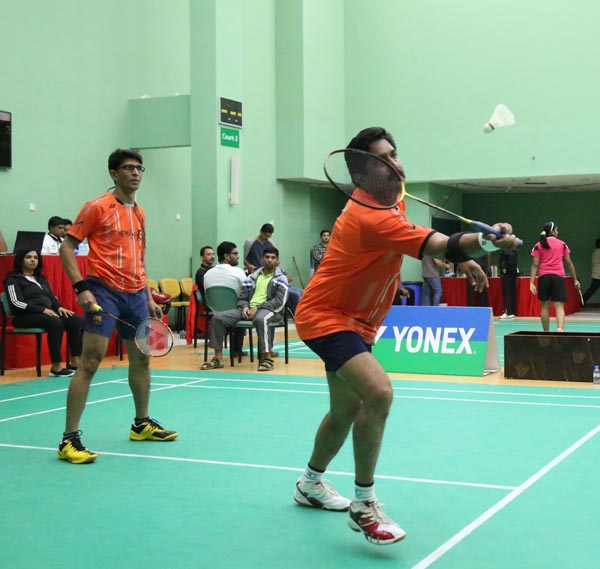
[57,431,97,464]
[130,418,178,441]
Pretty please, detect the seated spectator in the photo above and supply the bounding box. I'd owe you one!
[194,245,215,295]
[311,229,330,274]
[41,216,67,255]
[204,241,248,357]
[201,247,288,372]
[3,249,84,377]
[276,259,302,317]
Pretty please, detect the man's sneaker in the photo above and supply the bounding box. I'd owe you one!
[57,431,97,464]
[506,314,516,319]
[50,368,75,378]
[294,478,352,511]
[499,312,508,319]
[130,418,178,441]
[348,499,406,545]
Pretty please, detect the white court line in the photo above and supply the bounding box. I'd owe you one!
[0,379,208,423]
[0,442,515,491]
[148,381,600,410]
[412,423,600,569]
[0,379,127,404]
[152,374,600,401]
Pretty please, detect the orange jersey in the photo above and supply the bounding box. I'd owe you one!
[295,191,434,344]
[69,192,147,293]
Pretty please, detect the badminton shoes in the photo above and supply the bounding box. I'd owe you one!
[348,499,406,545]
[294,478,352,511]
[130,417,178,441]
[57,431,97,464]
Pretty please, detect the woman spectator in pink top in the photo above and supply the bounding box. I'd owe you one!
[529,221,580,332]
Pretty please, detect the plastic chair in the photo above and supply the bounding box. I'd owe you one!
[159,278,190,331]
[0,291,46,377]
[180,278,193,301]
[204,286,289,366]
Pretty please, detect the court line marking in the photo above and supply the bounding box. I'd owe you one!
[151,374,600,401]
[0,442,516,491]
[147,382,600,410]
[0,379,127,404]
[412,423,600,569]
[0,379,209,423]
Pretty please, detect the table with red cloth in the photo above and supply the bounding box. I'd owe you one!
[0,254,122,370]
[185,284,208,345]
[440,276,580,317]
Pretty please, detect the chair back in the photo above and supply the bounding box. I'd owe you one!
[179,277,193,299]
[147,278,159,291]
[0,292,13,319]
[204,286,239,313]
[159,278,182,300]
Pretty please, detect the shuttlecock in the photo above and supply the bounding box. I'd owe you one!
[483,104,515,133]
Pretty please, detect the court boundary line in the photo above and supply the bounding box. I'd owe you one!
[0,442,516,491]
[412,423,600,568]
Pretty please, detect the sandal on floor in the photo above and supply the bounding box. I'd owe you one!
[201,357,224,370]
[258,357,274,372]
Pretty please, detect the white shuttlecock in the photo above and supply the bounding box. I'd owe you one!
[483,104,515,133]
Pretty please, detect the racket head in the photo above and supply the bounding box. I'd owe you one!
[134,317,174,357]
[324,148,406,210]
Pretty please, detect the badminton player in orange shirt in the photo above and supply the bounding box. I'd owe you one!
[293,127,521,545]
[57,149,178,464]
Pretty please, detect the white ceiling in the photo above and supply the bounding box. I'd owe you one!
[433,174,600,193]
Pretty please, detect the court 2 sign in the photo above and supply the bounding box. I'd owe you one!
[373,306,498,376]
[220,127,240,148]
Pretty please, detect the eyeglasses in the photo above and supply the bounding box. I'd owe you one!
[118,164,145,173]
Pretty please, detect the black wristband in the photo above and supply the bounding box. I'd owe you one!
[445,232,471,263]
[73,280,91,294]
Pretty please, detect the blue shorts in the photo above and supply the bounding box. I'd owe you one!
[304,331,372,372]
[84,277,149,339]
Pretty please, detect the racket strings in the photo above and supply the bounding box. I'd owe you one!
[326,149,403,209]
[134,318,174,357]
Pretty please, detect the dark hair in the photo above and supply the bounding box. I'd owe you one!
[595,238,600,248]
[263,246,279,258]
[347,127,397,152]
[217,241,237,262]
[108,148,143,171]
[11,249,44,277]
[320,229,330,237]
[540,221,556,250]
[63,219,73,225]
[200,245,214,257]
[47,216,65,230]
[260,223,274,234]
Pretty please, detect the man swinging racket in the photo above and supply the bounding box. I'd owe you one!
[293,127,521,545]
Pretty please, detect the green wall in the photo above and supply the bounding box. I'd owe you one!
[3,0,600,291]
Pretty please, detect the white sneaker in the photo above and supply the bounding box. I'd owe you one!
[499,313,508,319]
[348,499,406,545]
[506,314,516,319]
[294,478,351,511]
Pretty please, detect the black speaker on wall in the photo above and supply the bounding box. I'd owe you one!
[0,110,12,168]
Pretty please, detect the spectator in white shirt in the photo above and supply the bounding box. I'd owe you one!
[41,216,67,255]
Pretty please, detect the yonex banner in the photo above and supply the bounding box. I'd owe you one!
[373,306,498,376]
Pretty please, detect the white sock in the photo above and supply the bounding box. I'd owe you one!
[354,483,375,502]
[302,464,324,483]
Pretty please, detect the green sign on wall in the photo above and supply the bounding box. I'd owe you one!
[220,127,240,148]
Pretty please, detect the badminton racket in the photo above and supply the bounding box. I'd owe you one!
[576,282,584,306]
[324,148,522,245]
[92,304,174,357]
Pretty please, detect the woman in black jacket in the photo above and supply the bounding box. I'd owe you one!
[4,249,83,377]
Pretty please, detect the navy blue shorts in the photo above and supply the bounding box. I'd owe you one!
[303,330,372,372]
[84,277,149,339]
[538,274,567,302]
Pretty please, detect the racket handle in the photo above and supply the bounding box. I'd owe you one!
[91,303,103,312]
[470,221,523,248]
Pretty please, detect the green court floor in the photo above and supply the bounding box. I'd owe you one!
[2,369,600,568]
